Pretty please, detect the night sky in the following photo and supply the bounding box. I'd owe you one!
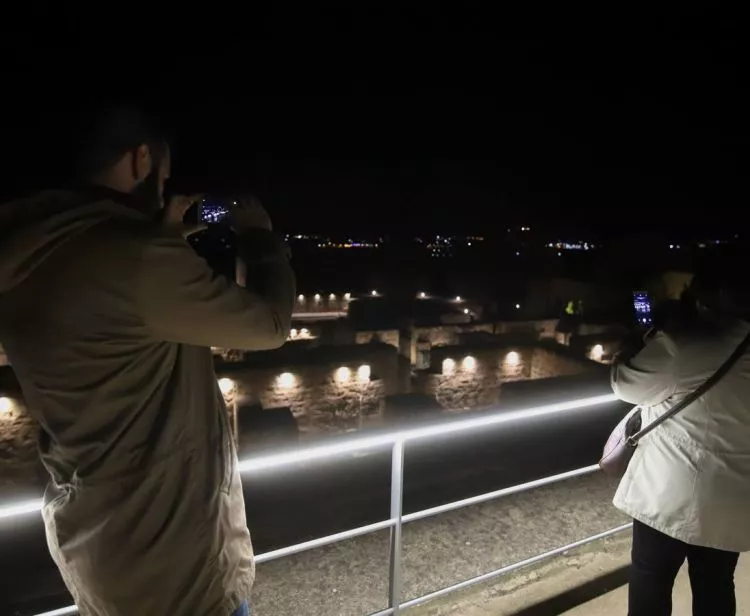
[3,8,746,238]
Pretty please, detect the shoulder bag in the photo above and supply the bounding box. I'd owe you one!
[600,330,750,476]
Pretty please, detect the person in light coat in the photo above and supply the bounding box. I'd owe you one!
[611,275,750,616]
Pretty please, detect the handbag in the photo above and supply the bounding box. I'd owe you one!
[599,330,750,476]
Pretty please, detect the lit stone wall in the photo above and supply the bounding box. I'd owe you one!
[0,396,44,492]
[293,293,351,314]
[417,346,596,412]
[409,319,560,365]
[219,350,400,436]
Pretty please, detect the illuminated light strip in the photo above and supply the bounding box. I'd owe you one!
[0,498,43,520]
[1,394,619,521]
[34,607,78,616]
[237,393,619,473]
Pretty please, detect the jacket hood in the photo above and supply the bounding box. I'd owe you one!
[0,189,147,294]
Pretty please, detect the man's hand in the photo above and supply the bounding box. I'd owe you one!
[230,197,273,233]
[163,194,206,238]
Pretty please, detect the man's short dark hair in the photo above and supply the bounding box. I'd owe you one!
[72,105,168,178]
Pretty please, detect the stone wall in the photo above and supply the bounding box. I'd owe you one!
[409,319,559,365]
[530,347,595,379]
[354,329,400,351]
[293,295,350,314]
[415,345,596,412]
[0,397,44,493]
[219,347,401,436]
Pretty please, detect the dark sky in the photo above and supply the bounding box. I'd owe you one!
[3,8,747,237]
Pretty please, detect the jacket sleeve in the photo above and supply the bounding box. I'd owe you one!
[611,331,678,406]
[136,229,295,350]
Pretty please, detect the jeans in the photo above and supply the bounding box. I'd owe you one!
[232,599,251,616]
[629,519,739,616]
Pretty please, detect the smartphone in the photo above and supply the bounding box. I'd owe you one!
[633,291,653,327]
[198,198,231,224]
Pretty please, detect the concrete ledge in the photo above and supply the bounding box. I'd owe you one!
[408,534,631,616]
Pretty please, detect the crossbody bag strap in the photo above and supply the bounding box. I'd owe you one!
[629,329,750,445]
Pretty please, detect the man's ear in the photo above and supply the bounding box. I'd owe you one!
[131,143,153,182]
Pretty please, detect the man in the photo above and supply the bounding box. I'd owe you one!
[0,107,295,615]
[611,271,750,616]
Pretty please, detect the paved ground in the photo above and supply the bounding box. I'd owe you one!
[563,557,750,616]
[250,472,629,615]
[2,397,628,615]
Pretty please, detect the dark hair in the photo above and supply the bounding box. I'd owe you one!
[72,105,168,178]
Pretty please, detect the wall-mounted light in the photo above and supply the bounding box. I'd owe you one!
[455,296,462,302]
[329,293,336,300]
[463,308,470,314]
[0,397,14,414]
[314,294,321,301]
[462,356,477,371]
[504,351,520,366]
[371,290,378,296]
[335,366,352,383]
[418,291,427,299]
[297,294,305,302]
[590,344,604,361]
[300,328,310,337]
[289,329,298,338]
[218,378,235,396]
[277,372,296,389]
[357,365,371,382]
[442,358,456,375]
[344,293,352,300]
[515,303,521,310]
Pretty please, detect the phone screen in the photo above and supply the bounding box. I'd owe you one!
[633,291,653,327]
[199,199,230,224]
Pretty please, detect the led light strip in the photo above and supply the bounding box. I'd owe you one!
[0,393,619,521]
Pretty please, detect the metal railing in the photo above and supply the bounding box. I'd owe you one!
[17,393,628,616]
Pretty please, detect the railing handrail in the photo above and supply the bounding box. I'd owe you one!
[7,392,626,616]
[0,393,618,520]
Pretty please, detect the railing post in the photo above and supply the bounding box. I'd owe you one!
[388,439,405,613]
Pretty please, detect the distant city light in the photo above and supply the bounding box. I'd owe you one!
[0,397,13,414]
[335,367,352,383]
[516,251,521,256]
[218,378,235,396]
[357,365,371,382]
[277,372,296,389]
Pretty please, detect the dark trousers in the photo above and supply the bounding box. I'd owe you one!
[629,519,740,616]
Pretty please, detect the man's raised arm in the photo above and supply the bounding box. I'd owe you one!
[136,199,295,350]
